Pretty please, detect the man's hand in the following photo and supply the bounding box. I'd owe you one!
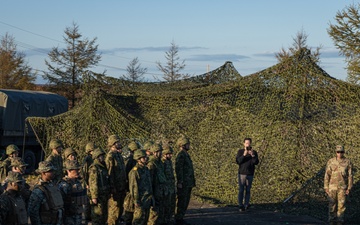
[92,198,97,204]
[243,149,248,156]
[346,189,350,195]
[324,189,329,196]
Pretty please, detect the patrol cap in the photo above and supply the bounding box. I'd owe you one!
[133,149,146,160]
[6,144,19,155]
[49,139,63,149]
[176,136,190,147]
[64,160,81,170]
[10,157,28,168]
[64,147,77,158]
[36,161,56,173]
[107,134,121,147]
[336,145,345,152]
[92,147,106,160]
[85,142,97,153]
[6,171,25,183]
[149,143,162,153]
[128,140,141,151]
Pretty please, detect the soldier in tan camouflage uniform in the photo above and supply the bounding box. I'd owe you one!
[28,161,64,225]
[175,136,195,225]
[0,171,28,225]
[128,149,153,225]
[45,139,64,184]
[58,160,87,225]
[0,144,19,183]
[162,144,176,224]
[89,147,110,225]
[324,145,353,225]
[82,142,96,224]
[105,134,127,225]
[123,140,142,225]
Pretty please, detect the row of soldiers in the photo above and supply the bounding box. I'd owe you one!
[0,134,195,225]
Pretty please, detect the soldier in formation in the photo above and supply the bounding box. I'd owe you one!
[28,161,64,225]
[0,144,20,182]
[128,149,153,225]
[58,160,87,225]
[324,145,353,225]
[82,142,96,224]
[106,134,127,225]
[162,144,176,224]
[175,136,195,225]
[45,139,64,184]
[89,147,110,225]
[0,171,28,225]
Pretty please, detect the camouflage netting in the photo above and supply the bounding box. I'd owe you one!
[27,49,360,222]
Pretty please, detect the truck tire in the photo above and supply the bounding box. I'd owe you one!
[23,150,36,174]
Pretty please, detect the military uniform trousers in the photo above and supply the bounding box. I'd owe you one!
[148,194,166,225]
[175,187,192,220]
[328,189,346,223]
[163,192,176,224]
[64,213,82,225]
[91,192,109,225]
[108,190,126,225]
[133,205,151,225]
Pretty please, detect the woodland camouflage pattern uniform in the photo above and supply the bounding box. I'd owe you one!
[128,149,153,225]
[82,142,96,223]
[0,171,28,225]
[105,134,127,225]
[123,140,142,225]
[175,136,195,225]
[0,144,19,183]
[324,145,353,224]
[147,143,167,225]
[89,147,110,225]
[58,160,87,225]
[162,144,176,224]
[45,139,64,184]
[28,161,64,225]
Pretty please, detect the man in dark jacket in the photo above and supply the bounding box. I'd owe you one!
[235,137,259,212]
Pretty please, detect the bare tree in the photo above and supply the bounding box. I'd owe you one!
[157,41,186,82]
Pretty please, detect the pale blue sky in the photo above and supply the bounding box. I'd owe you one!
[0,0,358,83]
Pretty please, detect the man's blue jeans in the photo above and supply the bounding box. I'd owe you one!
[238,174,254,208]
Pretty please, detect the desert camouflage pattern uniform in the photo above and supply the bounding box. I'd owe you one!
[324,156,353,223]
[129,162,153,225]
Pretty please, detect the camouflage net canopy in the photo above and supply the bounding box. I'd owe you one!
[27,50,360,222]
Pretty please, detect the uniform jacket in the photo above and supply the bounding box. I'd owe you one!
[175,150,195,188]
[129,163,153,208]
[58,176,87,216]
[148,156,167,199]
[0,189,28,225]
[89,160,110,199]
[162,158,175,194]
[324,157,353,191]
[105,150,127,192]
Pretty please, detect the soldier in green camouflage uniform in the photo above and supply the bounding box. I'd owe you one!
[162,144,176,224]
[175,136,195,225]
[128,149,153,225]
[0,171,28,225]
[124,140,142,225]
[28,161,64,225]
[45,139,64,184]
[105,134,127,225]
[58,160,87,225]
[147,143,167,225]
[89,147,110,225]
[324,145,353,225]
[0,144,19,183]
[82,142,96,224]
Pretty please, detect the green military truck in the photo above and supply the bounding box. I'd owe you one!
[0,89,68,173]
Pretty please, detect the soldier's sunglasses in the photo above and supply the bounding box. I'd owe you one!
[336,151,344,154]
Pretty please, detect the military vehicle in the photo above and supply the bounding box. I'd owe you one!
[0,89,68,172]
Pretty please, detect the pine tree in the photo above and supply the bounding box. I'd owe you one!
[43,22,102,107]
[0,33,35,89]
[123,57,147,83]
[328,3,360,84]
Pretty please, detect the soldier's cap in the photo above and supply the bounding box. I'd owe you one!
[7,171,25,183]
[10,157,28,168]
[335,145,345,152]
[36,161,57,173]
[63,160,81,170]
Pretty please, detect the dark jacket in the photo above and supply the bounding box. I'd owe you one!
[236,149,259,175]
